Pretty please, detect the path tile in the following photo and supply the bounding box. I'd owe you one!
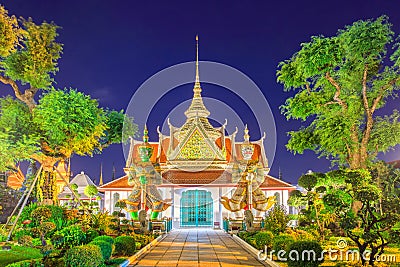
[130,229,268,266]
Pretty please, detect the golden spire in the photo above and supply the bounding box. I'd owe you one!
[143,125,149,143]
[184,35,210,119]
[195,35,200,88]
[244,124,250,143]
[99,162,103,186]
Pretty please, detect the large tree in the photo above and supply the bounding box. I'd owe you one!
[277,16,400,169]
[0,5,137,203]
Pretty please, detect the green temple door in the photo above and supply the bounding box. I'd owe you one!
[180,190,213,227]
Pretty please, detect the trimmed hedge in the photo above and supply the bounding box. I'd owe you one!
[254,231,274,250]
[90,240,112,261]
[92,235,114,246]
[64,244,104,267]
[5,258,42,267]
[54,224,86,249]
[114,236,136,256]
[272,233,295,253]
[18,235,33,247]
[287,240,324,267]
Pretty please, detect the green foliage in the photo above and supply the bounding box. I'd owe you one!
[18,235,33,247]
[2,19,62,89]
[84,185,98,198]
[277,16,400,168]
[13,229,32,241]
[5,258,42,267]
[320,168,400,265]
[287,241,324,267]
[272,233,295,253]
[130,233,155,249]
[85,229,99,243]
[30,206,52,223]
[0,245,42,267]
[90,240,112,261]
[33,89,107,158]
[53,224,86,249]
[102,110,138,146]
[113,236,136,256]
[298,173,324,191]
[0,5,24,57]
[63,244,104,267]
[264,205,290,235]
[92,235,115,246]
[0,97,38,170]
[253,231,274,250]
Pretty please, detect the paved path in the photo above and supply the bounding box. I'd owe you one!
[131,228,266,267]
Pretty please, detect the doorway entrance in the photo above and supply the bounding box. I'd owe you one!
[180,189,213,227]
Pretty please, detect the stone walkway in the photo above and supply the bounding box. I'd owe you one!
[130,228,267,267]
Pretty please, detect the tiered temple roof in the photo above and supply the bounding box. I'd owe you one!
[101,36,294,191]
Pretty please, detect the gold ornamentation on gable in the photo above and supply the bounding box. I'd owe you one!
[176,130,215,160]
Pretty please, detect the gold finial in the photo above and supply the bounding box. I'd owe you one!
[143,125,149,143]
[195,35,200,88]
[244,124,250,143]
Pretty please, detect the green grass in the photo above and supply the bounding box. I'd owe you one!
[0,245,42,266]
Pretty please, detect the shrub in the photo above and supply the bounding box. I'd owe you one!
[131,233,155,248]
[287,241,324,267]
[31,238,43,247]
[264,205,290,235]
[254,231,274,250]
[18,203,38,226]
[114,236,136,256]
[85,229,99,243]
[273,233,295,254]
[13,229,32,241]
[5,258,42,267]
[63,244,104,267]
[40,221,56,237]
[54,224,86,249]
[18,235,33,247]
[93,235,114,246]
[90,240,112,261]
[31,206,52,223]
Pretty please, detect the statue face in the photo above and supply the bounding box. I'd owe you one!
[139,147,152,162]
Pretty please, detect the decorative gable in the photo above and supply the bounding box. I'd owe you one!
[176,129,215,160]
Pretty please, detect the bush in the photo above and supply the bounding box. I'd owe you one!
[254,231,274,250]
[31,206,52,223]
[114,236,136,256]
[287,241,324,267]
[18,235,33,247]
[63,244,104,267]
[54,224,86,249]
[13,229,32,241]
[273,233,295,254]
[90,240,112,261]
[93,235,114,246]
[264,205,290,235]
[85,229,99,243]
[5,258,42,267]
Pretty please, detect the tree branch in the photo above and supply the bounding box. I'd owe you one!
[325,72,347,110]
[362,65,370,113]
[371,76,400,114]
[0,75,37,111]
[0,75,23,100]
[305,82,311,94]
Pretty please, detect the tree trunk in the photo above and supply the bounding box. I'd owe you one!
[37,158,59,205]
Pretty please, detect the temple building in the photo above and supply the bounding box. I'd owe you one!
[99,38,295,228]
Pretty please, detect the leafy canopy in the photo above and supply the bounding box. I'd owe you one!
[277,16,400,168]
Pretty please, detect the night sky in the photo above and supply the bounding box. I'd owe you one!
[1,0,400,185]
